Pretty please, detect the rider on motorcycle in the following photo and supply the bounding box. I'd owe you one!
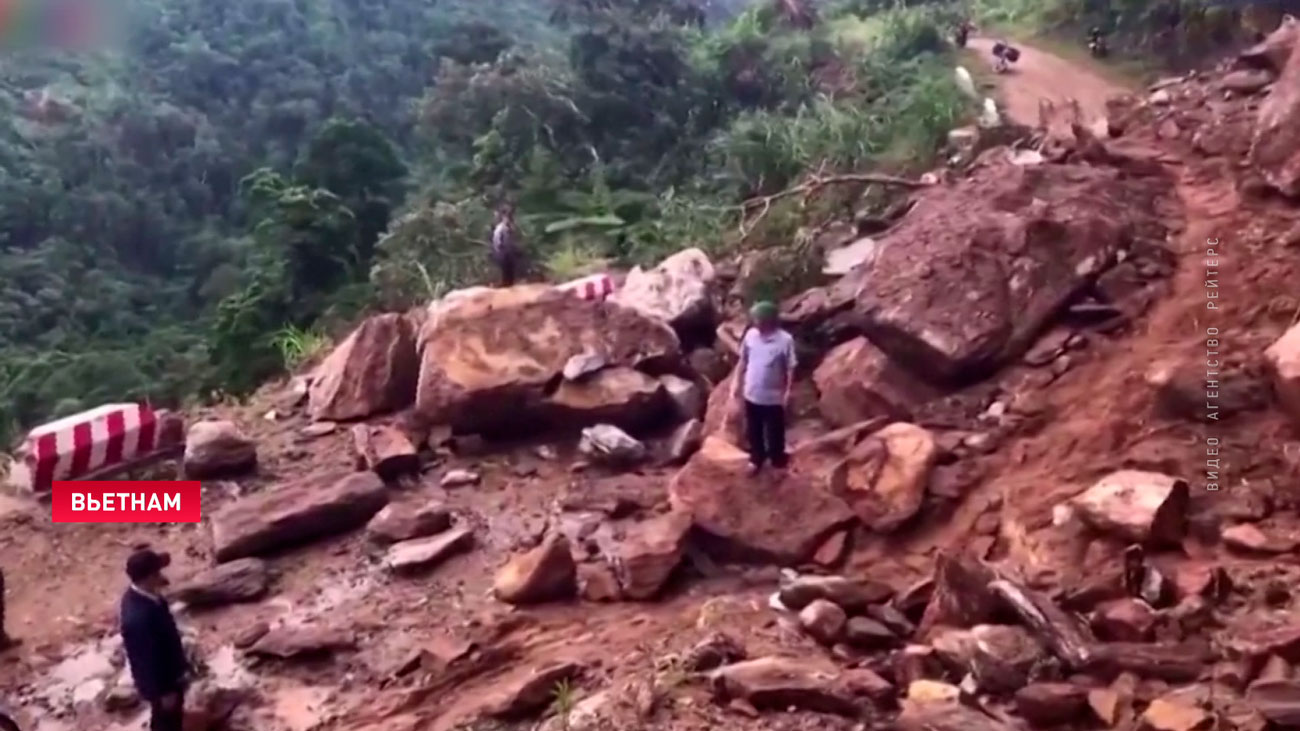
[1088,26,1107,56]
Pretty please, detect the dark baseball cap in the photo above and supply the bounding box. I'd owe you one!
[125,548,171,582]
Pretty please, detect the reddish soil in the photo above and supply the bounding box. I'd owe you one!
[3,39,1299,731]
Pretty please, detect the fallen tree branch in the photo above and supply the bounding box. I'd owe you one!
[737,171,930,239]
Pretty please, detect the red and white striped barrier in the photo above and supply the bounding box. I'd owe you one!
[556,273,615,301]
[7,403,185,492]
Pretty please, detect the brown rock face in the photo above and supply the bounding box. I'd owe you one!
[1266,323,1300,425]
[669,437,855,564]
[494,534,577,605]
[930,624,1046,693]
[1252,18,1300,195]
[384,528,473,574]
[813,338,939,427]
[1015,683,1089,726]
[829,423,937,532]
[778,574,893,613]
[711,657,890,715]
[366,502,452,545]
[308,313,418,421]
[545,367,668,431]
[830,162,1152,382]
[609,511,690,600]
[173,558,270,609]
[1071,470,1189,546]
[415,286,680,436]
[609,248,716,336]
[211,471,388,562]
[1091,598,1157,642]
[183,420,257,479]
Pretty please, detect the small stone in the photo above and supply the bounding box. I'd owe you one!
[494,534,577,605]
[366,502,452,545]
[799,599,847,644]
[440,469,481,488]
[302,422,337,438]
[1142,694,1211,731]
[1091,598,1157,642]
[1222,523,1299,554]
[844,617,895,649]
[1015,683,1089,726]
[385,528,474,574]
[233,622,270,649]
[866,604,915,637]
[811,530,850,567]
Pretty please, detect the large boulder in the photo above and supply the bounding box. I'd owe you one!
[813,338,939,426]
[1252,20,1300,196]
[829,423,937,532]
[184,421,256,479]
[308,313,418,421]
[669,437,855,564]
[611,248,716,337]
[414,286,681,436]
[832,163,1155,382]
[545,368,668,431]
[211,471,388,562]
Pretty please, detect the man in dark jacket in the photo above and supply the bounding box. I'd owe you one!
[120,549,190,731]
[490,205,522,287]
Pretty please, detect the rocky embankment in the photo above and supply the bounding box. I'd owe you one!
[12,20,1300,731]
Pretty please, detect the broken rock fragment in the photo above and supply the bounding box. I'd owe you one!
[184,420,257,479]
[829,422,937,532]
[711,656,890,715]
[778,574,893,613]
[247,625,355,660]
[173,558,270,609]
[1015,683,1089,726]
[484,661,584,719]
[609,511,690,600]
[212,471,388,562]
[494,534,577,605]
[366,502,452,545]
[351,423,420,481]
[308,312,418,421]
[812,338,938,426]
[799,599,848,644]
[1071,470,1189,545]
[385,528,473,574]
[1247,679,1300,726]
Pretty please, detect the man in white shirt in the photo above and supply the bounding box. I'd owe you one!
[731,301,797,475]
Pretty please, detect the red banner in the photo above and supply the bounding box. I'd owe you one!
[51,481,201,523]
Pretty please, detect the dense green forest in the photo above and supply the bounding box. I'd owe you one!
[4,0,1274,444]
[0,0,979,443]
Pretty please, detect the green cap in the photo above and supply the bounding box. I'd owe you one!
[749,301,778,321]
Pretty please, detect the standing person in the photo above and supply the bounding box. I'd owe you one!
[0,568,16,651]
[731,301,797,475]
[120,549,190,731]
[490,205,522,287]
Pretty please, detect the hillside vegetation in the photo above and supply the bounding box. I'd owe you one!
[0,0,970,444]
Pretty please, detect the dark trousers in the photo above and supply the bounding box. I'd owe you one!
[494,251,518,287]
[149,696,184,731]
[744,400,788,468]
[0,568,7,639]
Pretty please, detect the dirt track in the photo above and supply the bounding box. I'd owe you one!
[967,36,1122,126]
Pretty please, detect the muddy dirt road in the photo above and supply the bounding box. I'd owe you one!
[968,35,1124,126]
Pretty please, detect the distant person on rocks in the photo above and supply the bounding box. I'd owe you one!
[120,549,190,731]
[732,301,797,475]
[490,205,522,287]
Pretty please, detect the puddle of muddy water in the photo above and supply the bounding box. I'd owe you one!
[33,637,119,707]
